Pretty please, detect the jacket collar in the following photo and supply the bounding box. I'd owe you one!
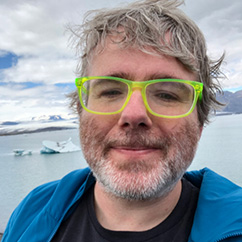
[185,168,242,242]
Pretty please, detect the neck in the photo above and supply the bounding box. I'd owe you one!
[94,180,182,232]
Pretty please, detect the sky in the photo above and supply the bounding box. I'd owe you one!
[0,0,242,121]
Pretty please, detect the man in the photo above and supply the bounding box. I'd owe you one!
[3,0,242,241]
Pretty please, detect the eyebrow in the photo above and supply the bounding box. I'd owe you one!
[148,73,185,81]
[91,77,124,88]
[102,72,186,81]
[107,72,134,80]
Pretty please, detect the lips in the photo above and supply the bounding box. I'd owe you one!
[110,146,160,156]
[114,146,157,150]
[107,139,165,150]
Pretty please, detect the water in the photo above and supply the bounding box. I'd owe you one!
[0,129,87,233]
[0,114,242,233]
[189,114,242,184]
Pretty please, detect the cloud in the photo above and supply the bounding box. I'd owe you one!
[181,0,242,89]
[0,1,69,57]
[1,56,76,84]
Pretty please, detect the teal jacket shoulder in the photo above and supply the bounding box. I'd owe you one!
[3,167,242,242]
[185,168,242,242]
[2,167,94,242]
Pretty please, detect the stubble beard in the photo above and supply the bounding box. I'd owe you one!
[80,117,201,201]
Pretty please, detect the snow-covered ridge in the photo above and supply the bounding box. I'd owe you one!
[0,114,78,136]
[31,114,72,122]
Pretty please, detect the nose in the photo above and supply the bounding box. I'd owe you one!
[118,90,153,129]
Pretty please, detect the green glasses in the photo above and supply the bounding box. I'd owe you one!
[75,76,203,118]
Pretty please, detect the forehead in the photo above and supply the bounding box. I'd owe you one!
[88,38,196,81]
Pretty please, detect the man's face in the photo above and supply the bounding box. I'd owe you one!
[79,40,202,201]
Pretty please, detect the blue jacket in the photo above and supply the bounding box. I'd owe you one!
[2,167,242,242]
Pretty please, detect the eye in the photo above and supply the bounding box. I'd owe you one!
[99,89,123,98]
[155,92,179,102]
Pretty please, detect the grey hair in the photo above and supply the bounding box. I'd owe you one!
[68,0,225,126]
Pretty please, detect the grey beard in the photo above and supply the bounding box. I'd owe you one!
[92,157,182,201]
[80,119,200,201]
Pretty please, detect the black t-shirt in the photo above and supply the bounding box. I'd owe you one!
[52,178,199,242]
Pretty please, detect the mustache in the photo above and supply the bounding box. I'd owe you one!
[102,131,172,151]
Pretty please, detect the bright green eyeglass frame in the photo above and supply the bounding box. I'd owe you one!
[75,76,203,119]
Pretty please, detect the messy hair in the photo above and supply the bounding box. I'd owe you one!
[68,0,225,126]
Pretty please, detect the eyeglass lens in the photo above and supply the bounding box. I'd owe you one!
[81,78,195,116]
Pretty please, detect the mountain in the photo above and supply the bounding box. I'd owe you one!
[0,114,78,136]
[31,115,65,122]
[217,90,242,113]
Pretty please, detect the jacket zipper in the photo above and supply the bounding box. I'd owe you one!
[48,217,67,242]
[47,195,87,241]
[215,231,242,242]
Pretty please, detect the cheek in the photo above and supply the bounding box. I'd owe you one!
[79,112,118,154]
[79,114,103,163]
[80,111,118,131]
[156,110,200,132]
[151,116,179,133]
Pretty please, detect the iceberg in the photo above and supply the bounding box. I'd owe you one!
[40,138,81,154]
[13,149,32,156]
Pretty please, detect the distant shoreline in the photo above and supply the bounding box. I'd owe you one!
[0,126,77,136]
[216,112,242,116]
